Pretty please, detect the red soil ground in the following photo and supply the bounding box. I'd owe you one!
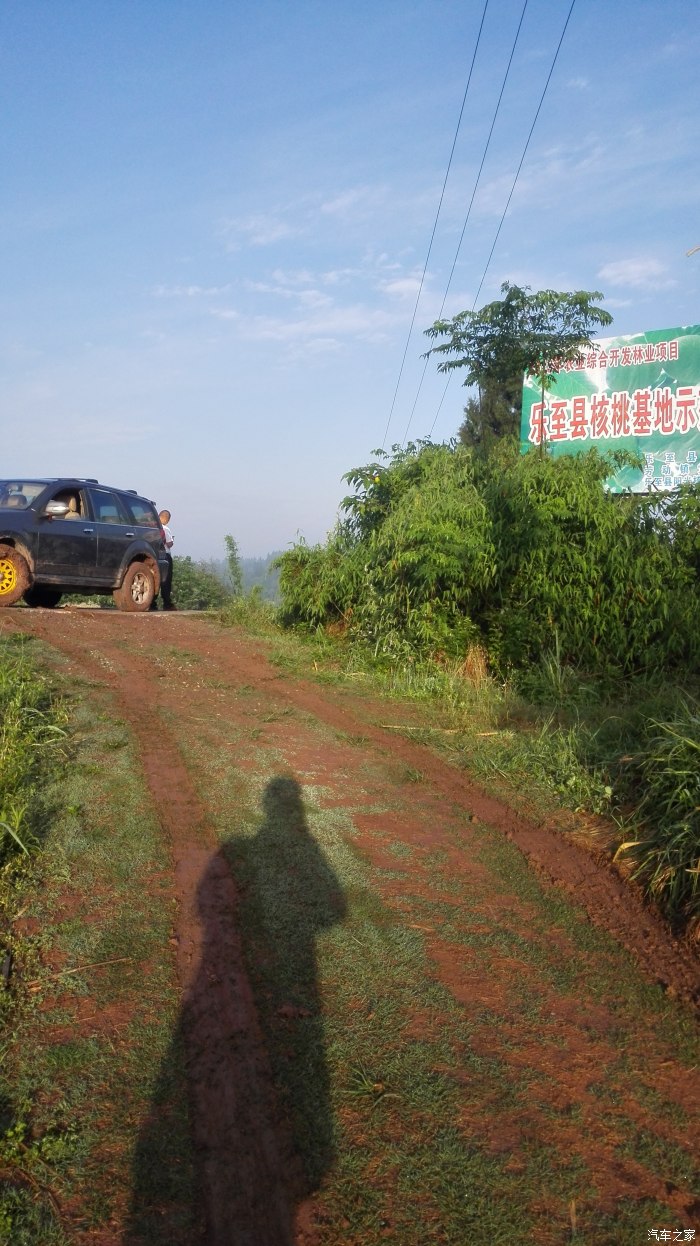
[3,608,698,1243]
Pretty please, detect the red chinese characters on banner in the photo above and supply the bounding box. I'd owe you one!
[570,396,589,438]
[654,387,674,434]
[527,384,700,445]
[545,339,680,374]
[631,389,653,436]
[675,387,698,433]
[610,391,630,437]
[548,399,569,441]
[590,393,610,438]
[528,403,548,445]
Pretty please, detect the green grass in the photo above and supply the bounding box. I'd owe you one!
[614,700,700,926]
[218,614,700,929]
[162,677,700,1245]
[0,633,66,859]
[219,590,278,633]
[0,639,194,1244]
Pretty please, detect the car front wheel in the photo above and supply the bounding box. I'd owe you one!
[113,562,156,612]
[0,545,31,607]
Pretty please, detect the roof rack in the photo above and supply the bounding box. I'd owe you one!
[80,478,99,484]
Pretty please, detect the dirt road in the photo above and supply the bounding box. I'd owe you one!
[3,608,699,1244]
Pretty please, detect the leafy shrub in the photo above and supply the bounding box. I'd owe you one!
[277,439,700,675]
[480,444,698,672]
[219,586,278,632]
[171,556,232,610]
[277,533,362,629]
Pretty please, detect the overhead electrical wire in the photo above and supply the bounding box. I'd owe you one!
[380,0,490,451]
[427,0,578,440]
[401,0,529,446]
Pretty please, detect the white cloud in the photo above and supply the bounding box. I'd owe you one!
[320,186,386,218]
[472,138,608,219]
[270,268,315,286]
[243,279,296,298]
[597,258,677,291]
[297,289,333,309]
[222,213,301,249]
[282,336,341,363]
[240,303,402,347]
[380,276,425,299]
[567,76,589,89]
[152,284,231,298]
[320,267,361,286]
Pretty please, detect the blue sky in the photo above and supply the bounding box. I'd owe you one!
[2,0,699,558]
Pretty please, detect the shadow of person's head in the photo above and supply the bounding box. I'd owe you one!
[261,774,307,830]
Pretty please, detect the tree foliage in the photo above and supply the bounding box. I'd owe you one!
[458,372,523,450]
[171,555,232,610]
[224,534,244,597]
[277,440,700,675]
[426,283,613,447]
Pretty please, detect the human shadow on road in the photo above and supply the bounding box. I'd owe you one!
[126,775,346,1246]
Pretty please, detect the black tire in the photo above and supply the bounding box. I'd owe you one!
[23,586,63,609]
[113,562,156,612]
[0,544,31,608]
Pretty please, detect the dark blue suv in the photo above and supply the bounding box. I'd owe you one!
[0,478,169,611]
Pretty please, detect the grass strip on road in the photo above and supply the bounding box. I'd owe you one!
[2,612,699,1244]
[0,633,194,1245]
[160,631,700,1246]
[240,614,700,933]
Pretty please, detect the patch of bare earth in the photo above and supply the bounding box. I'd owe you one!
[3,608,699,1241]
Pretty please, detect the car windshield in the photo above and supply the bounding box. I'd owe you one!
[0,481,48,509]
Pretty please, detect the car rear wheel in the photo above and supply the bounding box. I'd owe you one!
[113,562,156,612]
[0,545,31,607]
[23,586,63,609]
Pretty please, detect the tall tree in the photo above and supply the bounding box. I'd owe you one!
[457,372,523,450]
[224,534,244,597]
[426,282,613,447]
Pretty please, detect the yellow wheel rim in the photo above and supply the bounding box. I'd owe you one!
[0,558,17,596]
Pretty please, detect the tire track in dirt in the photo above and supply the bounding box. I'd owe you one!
[182,618,700,1009]
[3,611,297,1246]
[12,609,700,1007]
[4,608,699,1242]
[63,609,700,1009]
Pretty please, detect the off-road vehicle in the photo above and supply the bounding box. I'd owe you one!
[0,478,169,611]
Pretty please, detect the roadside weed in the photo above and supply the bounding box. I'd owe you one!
[0,643,193,1244]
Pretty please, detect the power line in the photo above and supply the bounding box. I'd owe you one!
[471,0,577,311]
[428,0,578,440]
[401,0,529,446]
[380,0,490,450]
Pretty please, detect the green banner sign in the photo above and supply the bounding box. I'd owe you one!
[520,323,700,492]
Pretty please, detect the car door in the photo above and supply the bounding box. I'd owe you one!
[87,487,135,585]
[123,494,163,559]
[35,487,97,581]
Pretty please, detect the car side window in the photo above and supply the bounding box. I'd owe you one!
[51,488,85,518]
[124,497,159,527]
[88,489,130,525]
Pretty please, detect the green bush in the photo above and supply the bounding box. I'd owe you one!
[278,440,700,675]
[219,586,278,632]
[171,556,232,610]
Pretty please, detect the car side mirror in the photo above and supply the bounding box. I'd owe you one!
[43,501,69,518]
